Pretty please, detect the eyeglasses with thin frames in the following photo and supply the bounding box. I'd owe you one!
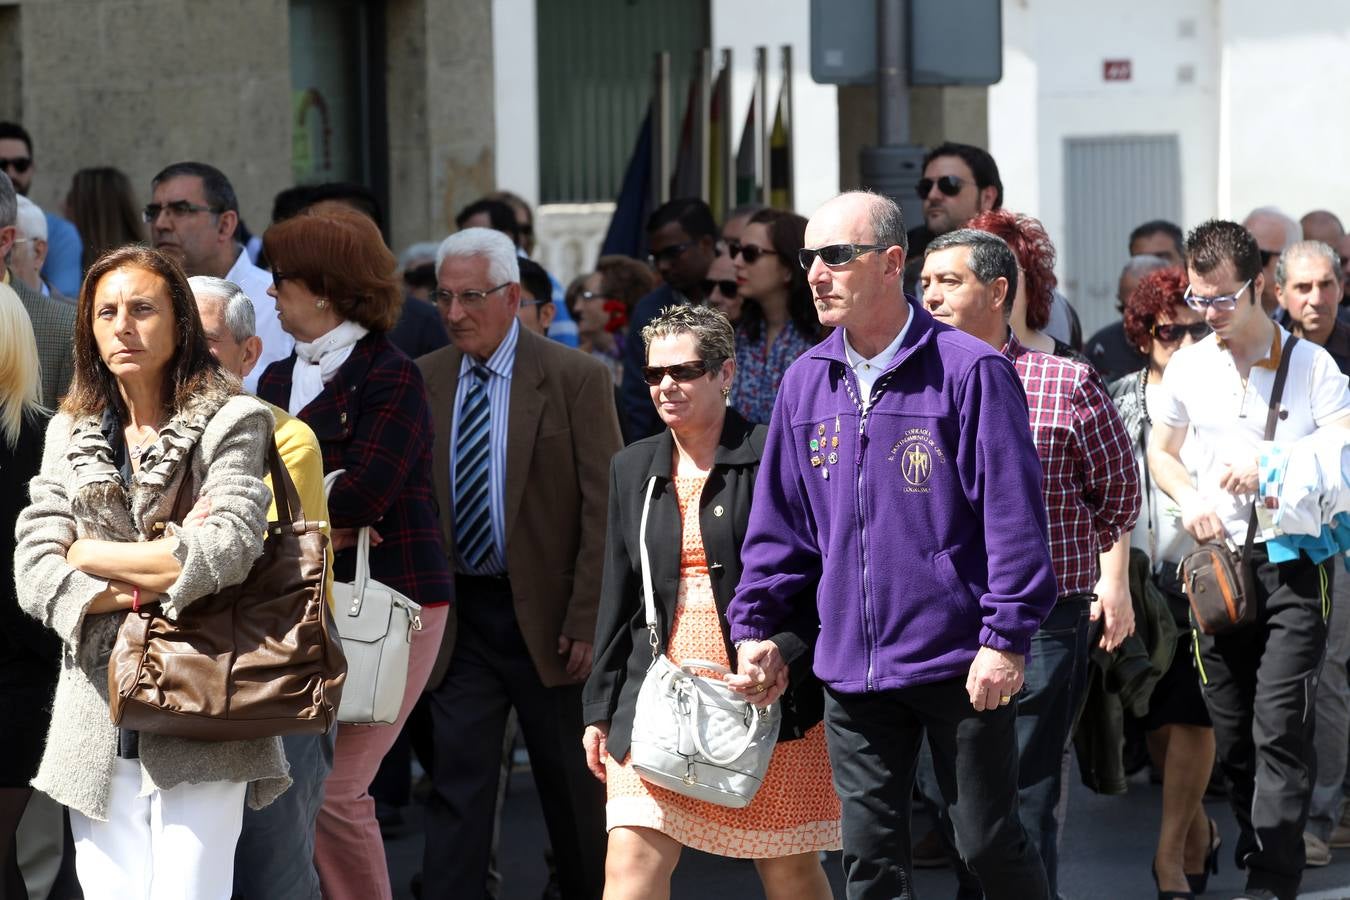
[1184,279,1252,312]
[142,200,223,223]
[430,283,512,308]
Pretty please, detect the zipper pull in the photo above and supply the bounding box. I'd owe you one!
[855,429,868,466]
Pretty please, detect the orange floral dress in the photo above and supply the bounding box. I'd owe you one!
[605,474,841,858]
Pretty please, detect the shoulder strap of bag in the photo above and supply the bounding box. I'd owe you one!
[323,468,371,593]
[639,476,661,659]
[1239,333,1299,565]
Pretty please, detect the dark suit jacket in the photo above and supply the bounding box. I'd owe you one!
[10,272,75,407]
[582,409,824,763]
[257,332,453,609]
[416,326,622,688]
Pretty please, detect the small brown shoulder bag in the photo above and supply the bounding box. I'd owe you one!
[108,441,347,740]
[1179,335,1298,635]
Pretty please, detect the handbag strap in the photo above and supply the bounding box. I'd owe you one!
[160,440,296,531]
[1238,333,1299,566]
[686,681,763,766]
[638,476,661,659]
[323,468,372,598]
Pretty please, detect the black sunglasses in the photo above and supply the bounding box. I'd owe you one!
[702,278,737,297]
[1151,321,1211,344]
[0,157,32,174]
[641,357,726,386]
[727,241,776,264]
[797,243,890,270]
[648,241,696,267]
[916,175,965,199]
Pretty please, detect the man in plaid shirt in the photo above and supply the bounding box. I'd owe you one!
[920,228,1140,897]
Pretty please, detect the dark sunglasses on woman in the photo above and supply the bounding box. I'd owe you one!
[915,175,965,199]
[725,241,775,265]
[640,358,726,386]
[1151,321,1211,344]
[701,279,737,297]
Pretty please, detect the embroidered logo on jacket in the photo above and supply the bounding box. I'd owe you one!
[888,428,946,493]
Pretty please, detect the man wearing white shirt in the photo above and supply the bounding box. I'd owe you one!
[147,162,293,390]
[1149,219,1350,900]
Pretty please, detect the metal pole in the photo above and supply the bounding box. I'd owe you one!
[755,46,769,206]
[876,0,909,147]
[720,49,735,217]
[651,51,671,208]
[781,44,794,211]
[695,48,711,206]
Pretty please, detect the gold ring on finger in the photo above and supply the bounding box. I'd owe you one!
[999,695,1012,705]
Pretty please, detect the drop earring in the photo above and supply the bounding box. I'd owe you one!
[316,299,329,310]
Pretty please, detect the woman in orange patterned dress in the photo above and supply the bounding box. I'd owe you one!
[582,304,839,900]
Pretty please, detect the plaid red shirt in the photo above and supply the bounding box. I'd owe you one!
[1003,336,1140,597]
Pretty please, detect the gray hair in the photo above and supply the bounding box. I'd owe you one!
[0,171,15,230]
[1244,206,1302,248]
[398,240,441,271]
[188,275,256,342]
[14,196,46,242]
[832,190,909,253]
[641,303,735,363]
[1121,254,1171,280]
[1275,240,1343,288]
[925,228,1020,308]
[434,227,520,285]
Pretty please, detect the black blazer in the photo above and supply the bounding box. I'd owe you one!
[583,408,824,763]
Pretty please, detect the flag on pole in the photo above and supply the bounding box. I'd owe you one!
[600,109,654,260]
[734,93,757,206]
[707,63,729,223]
[768,73,792,211]
[669,76,701,200]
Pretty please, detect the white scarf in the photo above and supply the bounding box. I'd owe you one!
[288,320,370,415]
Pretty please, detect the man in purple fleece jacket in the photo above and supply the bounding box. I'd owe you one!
[724,191,1057,900]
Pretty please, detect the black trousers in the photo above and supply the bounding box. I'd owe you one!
[1196,547,1332,900]
[823,679,1048,900]
[421,576,606,900]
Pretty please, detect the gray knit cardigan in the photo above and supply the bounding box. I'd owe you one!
[13,383,291,821]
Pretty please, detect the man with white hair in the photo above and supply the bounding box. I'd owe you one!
[187,275,334,900]
[10,196,52,297]
[1244,207,1303,315]
[0,171,73,405]
[415,227,616,899]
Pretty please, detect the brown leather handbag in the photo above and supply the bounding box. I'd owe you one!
[1179,335,1298,635]
[108,441,346,740]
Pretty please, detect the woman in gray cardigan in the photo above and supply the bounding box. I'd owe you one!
[13,245,288,900]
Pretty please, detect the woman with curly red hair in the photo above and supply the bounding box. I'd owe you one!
[968,209,1083,358]
[1108,267,1220,898]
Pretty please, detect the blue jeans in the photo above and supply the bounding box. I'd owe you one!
[1015,596,1093,900]
[232,729,337,900]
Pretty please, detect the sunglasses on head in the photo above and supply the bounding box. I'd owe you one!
[916,175,965,199]
[1151,321,1211,344]
[702,278,737,297]
[0,157,32,174]
[727,241,775,264]
[641,357,726,386]
[797,243,889,270]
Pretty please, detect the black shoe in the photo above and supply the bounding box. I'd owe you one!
[1153,861,1195,899]
[1186,819,1221,894]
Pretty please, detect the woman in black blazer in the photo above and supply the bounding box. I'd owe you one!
[582,304,838,900]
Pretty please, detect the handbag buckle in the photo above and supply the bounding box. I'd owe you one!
[408,615,422,641]
[683,760,696,785]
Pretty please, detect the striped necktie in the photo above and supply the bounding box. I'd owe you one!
[454,365,494,570]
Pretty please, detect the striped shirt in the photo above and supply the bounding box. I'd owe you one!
[450,319,520,575]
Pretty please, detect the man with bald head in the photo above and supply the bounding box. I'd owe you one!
[728,190,1056,899]
[1244,207,1303,315]
[1301,210,1344,247]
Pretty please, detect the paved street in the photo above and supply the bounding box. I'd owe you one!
[386,757,1350,900]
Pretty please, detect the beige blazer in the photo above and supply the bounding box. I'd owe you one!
[417,327,622,687]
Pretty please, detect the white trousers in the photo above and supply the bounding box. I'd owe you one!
[69,757,246,900]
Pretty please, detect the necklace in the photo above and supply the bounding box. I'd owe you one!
[128,426,157,461]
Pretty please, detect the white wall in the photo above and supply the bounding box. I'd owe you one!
[710,0,840,217]
[491,0,540,208]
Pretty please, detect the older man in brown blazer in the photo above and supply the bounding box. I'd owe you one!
[415,227,619,900]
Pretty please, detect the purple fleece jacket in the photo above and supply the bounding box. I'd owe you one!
[727,298,1057,694]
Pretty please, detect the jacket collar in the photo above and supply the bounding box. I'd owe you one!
[642,407,760,485]
[805,294,937,376]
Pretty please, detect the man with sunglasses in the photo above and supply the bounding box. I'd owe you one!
[729,191,1056,900]
[618,198,717,443]
[0,121,83,298]
[902,143,1002,297]
[1243,207,1302,316]
[147,161,290,390]
[1149,220,1350,900]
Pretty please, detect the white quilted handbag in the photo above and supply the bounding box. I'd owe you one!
[323,470,423,725]
[627,477,779,808]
